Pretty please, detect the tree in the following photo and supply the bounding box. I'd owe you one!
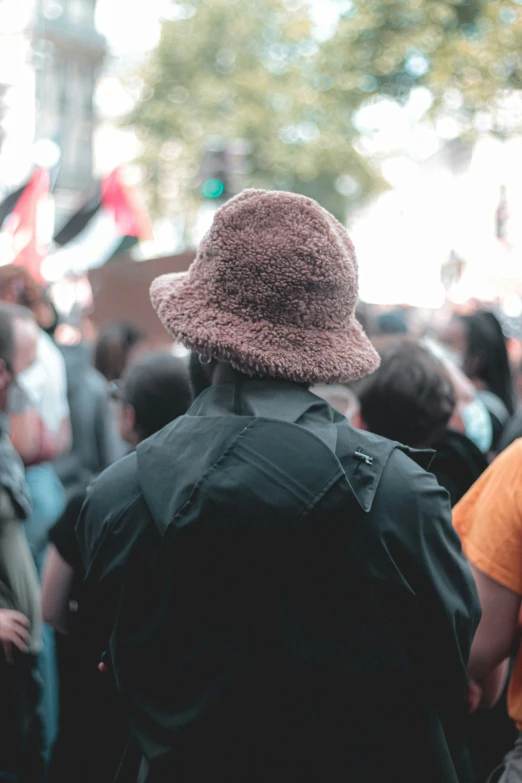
[319,1,522,135]
[129,0,522,227]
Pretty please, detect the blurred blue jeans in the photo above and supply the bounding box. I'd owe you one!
[24,463,65,764]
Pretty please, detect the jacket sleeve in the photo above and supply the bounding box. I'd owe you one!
[76,453,140,573]
[393,458,481,713]
[75,453,145,656]
[75,481,106,574]
[376,452,481,719]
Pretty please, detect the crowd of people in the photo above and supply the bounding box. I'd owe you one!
[1,188,522,781]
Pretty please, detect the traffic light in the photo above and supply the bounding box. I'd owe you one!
[198,137,252,202]
[201,177,225,199]
[226,138,252,192]
[200,137,228,201]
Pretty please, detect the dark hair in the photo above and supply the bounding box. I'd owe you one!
[0,265,43,308]
[0,302,34,370]
[357,339,456,448]
[94,323,144,381]
[122,352,191,441]
[459,310,515,416]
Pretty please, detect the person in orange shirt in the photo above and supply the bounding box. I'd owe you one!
[454,440,522,782]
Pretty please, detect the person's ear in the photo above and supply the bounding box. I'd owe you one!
[352,410,368,431]
[202,357,218,383]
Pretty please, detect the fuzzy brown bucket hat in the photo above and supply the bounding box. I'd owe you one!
[150,189,379,385]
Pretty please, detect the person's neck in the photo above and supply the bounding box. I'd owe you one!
[211,364,260,386]
[470,377,488,393]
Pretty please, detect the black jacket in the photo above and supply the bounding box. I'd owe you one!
[77,381,480,782]
[430,429,488,507]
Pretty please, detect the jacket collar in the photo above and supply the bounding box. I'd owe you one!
[188,381,339,451]
[189,380,324,418]
[187,381,433,513]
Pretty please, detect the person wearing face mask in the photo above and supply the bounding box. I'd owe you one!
[352,338,488,507]
[443,310,515,452]
[41,352,191,783]
[452,438,522,783]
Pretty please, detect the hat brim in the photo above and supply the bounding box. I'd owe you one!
[150,272,380,385]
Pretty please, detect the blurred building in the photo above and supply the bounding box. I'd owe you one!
[89,251,196,343]
[0,0,106,225]
[0,2,36,187]
[34,0,106,222]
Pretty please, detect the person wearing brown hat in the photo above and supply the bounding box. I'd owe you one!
[76,190,480,783]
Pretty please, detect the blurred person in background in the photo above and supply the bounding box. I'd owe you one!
[353,339,488,506]
[76,190,479,783]
[495,345,522,453]
[376,306,408,336]
[53,308,121,498]
[95,322,147,463]
[498,408,522,454]
[0,302,44,782]
[443,310,515,451]
[115,352,191,447]
[453,441,522,783]
[425,335,499,471]
[0,265,71,763]
[94,322,145,383]
[354,339,455,449]
[42,352,191,783]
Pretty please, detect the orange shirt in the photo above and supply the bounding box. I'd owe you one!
[453,439,522,730]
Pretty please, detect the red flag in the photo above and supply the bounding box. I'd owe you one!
[4,168,51,283]
[102,167,152,241]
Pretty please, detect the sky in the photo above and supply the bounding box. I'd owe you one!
[95,0,342,56]
[96,0,169,56]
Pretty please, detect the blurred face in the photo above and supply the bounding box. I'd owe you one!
[0,316,37,411]
[440,319,467,367]
[441,318,468,357]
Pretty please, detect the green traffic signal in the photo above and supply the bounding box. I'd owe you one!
[202,178,225,199]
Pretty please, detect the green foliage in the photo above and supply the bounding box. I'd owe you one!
[129,0,522,224]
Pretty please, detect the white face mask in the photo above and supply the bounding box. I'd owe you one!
[460,398,493,454]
